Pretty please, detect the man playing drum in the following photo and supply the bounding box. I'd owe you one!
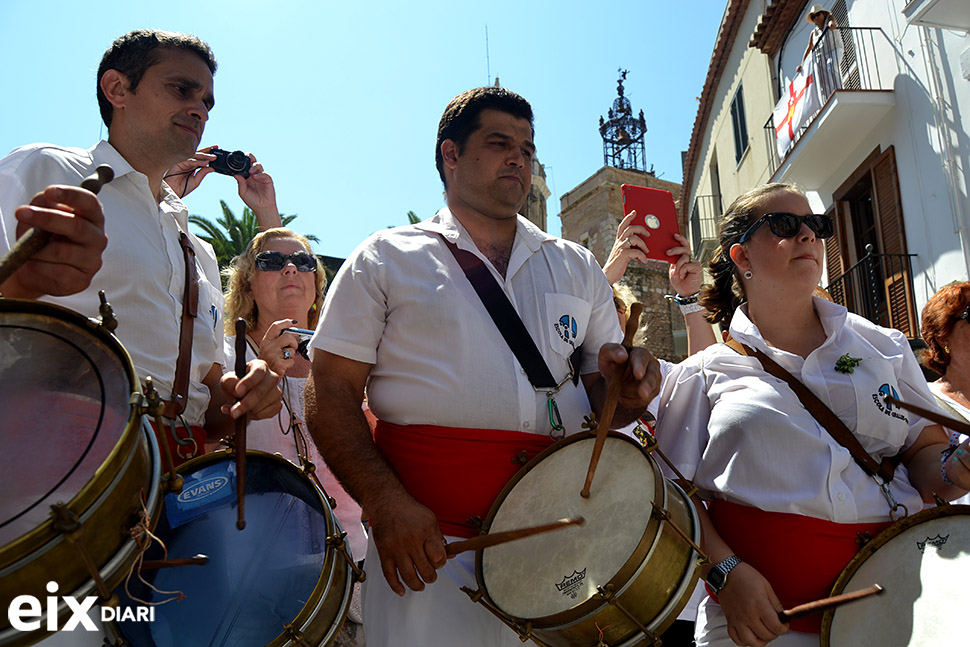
[0,29,282,453]
[305,86,662,647]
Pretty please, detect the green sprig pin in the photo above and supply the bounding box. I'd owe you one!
[835,353,862,374]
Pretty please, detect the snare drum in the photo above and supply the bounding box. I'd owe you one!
[112,450,353,647]
[0,299,161,647]
[475,432,701,647]
[822,504,970,647]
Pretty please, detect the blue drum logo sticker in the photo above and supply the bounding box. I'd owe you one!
[555,314,578,348]
[872,384,908,422]
[177,475,230,504]
[555,567,587,599]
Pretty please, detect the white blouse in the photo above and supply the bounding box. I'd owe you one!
[655,298,938,524]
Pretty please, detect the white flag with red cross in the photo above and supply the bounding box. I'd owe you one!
[773,54,822,159]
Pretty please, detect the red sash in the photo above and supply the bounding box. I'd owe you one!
[375,420,554,538]
[708,500,892,633]
[149,420,207,468]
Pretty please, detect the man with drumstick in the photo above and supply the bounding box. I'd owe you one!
[0,30,281,457]
[305,86,662,646]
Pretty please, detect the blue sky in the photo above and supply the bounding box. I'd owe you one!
[0,1,724,258]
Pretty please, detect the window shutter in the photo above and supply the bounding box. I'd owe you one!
[824,204,846,305]
[871,146,915,335]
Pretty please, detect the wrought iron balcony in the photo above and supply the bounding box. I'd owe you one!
[764,27,897,183]
[824,245,919,337]
[689,194,722,259]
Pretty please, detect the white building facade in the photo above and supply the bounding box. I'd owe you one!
[682,0,969,338]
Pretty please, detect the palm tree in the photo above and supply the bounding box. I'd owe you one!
[406,210,421,225]
[189,201,318,274]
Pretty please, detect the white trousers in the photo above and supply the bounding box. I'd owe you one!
[361,533,523,647]
[695,596,819,647]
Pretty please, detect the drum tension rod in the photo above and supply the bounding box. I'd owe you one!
[650,502,709,563]
[596,585,660,646]
[640,435,698,498]
[459,588,553,646]
[282,623,313,647]
[302,462,338,510]
[97,290,119,333]
[326,531,366,582]
[140,377,183,493]
[49,503,118,606]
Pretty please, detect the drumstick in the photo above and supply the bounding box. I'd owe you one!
[140,554,210,571]
[0,164,114,287]
[777,584,884,622]
[581,302,643,498]
[234,318,248,531]
[445,517,585,557]
[883,394,970,437]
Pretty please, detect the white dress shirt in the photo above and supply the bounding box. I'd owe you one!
[311,207,622,437]
[0,142,224,426]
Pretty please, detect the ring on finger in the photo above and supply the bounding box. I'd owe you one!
[628,238,635,249]
[283,348,293,360]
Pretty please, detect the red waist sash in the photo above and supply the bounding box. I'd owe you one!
[708,500,892,633]
[149,420,207,468]
[374,420,554,538]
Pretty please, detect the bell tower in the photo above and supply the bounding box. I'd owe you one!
[599,69,650,172]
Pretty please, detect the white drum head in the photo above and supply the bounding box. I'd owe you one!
[481,435,661,620]
[826,505,970,646]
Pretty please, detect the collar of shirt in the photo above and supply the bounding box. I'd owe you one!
[89,140,190,229]
[730,296,849,360]
[415,207,556,280]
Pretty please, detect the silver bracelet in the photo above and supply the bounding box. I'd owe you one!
[942,439,960,486]
[679,302,706,315]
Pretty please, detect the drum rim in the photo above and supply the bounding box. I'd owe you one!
[0,418,162,646]
[475,432,667,626]
[162,449,353,647]
[819,503,970,644]
[0,298,142,565]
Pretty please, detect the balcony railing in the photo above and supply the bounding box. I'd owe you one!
[824,245,919,337]
[689,194,722,257]
[763,27,896,174]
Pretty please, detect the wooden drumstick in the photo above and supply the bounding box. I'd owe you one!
[0,164,114,287]
[883,394,970,437]
[445,517,585,557]
[581,302,643,498]
[140,554,210,571]
[234,318,248,531]
[777,584,884,622]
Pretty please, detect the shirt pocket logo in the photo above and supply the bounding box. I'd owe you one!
[545,293,591,358]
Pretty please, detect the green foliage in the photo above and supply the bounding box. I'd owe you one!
[406,210,421,225]
[188,201,319,281]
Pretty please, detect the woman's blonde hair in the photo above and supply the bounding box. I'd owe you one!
[699,183,804,329]
[223,228,326,336]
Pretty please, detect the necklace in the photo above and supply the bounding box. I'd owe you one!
[243,336,313,462]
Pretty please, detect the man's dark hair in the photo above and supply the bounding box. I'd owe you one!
[97,29,217,128]
[435,87,534,186]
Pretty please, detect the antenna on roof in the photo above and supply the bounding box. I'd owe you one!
[485,25,491,85]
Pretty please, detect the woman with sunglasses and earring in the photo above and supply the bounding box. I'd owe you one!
[222,228,367,637]
[652,183,969,647]
[920,282,970,505]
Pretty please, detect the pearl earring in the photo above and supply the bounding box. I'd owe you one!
[743,270,753,280]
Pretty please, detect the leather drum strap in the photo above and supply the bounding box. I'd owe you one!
[726,338,898,483]
[161,232,199,418]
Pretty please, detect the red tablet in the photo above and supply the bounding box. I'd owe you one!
[620,184,681,263]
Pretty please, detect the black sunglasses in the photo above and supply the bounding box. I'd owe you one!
[254,251,317,272]
[739,212,834,244]
[958,306,970,322]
